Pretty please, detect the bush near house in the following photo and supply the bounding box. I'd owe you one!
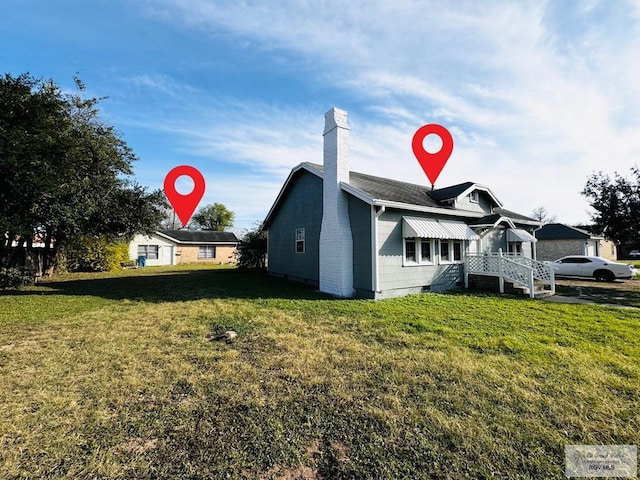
[62,236,130,272]
[0,267,35,290]
[237,227,267,270]
[0,266,638,478]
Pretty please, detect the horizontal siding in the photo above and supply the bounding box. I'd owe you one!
[377,209,466,291]
[348,196,372,292]
[267,171,323,284]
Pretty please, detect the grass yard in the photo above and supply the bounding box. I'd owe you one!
[0,265,638,479]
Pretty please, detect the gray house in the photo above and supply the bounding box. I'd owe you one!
[264,108,548,299]
[535,223,617,261]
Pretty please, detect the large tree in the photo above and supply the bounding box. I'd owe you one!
[191,203,235,231]
[581,167,640,245]
[0,73,166,274]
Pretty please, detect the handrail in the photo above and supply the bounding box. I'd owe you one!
[465,250,555,297]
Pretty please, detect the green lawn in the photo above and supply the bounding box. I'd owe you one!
[0,266,638,479]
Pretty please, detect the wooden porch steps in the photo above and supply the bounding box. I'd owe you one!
[505,281,555,299]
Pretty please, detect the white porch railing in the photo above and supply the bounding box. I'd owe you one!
[464,250,555,298]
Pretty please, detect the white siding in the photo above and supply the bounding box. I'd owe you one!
[129,234,176,266]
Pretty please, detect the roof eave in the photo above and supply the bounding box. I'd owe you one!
[154,231,238,245]
[341,182,489,218]
[340,182,374,204]
[511,219,544,227]
[457,184,504,208]
[373,200,486,218]
[154,231,181,243]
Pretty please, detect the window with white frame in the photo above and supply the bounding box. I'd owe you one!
[507,242,521,255]
[137,244,159,260]
[295,228,305,253]
[405,239,417,263]
[404,238,436,265]
[404,238,465,266]
[438,239,464,264]
[469,190,479,203]
[452,241,462,261]
[421,239,433,263]
[198,245,216,259]
[439,240,450,262]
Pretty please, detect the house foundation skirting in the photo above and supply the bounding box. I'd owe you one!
[466,273,526,295]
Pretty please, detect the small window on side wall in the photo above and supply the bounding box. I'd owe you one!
[469,191,479,203]
[137,244,159,260]
[198,246,216,259]
[295,228,305,253]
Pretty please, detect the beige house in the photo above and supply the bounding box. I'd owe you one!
[129,230,238,266]
[535,223,617,261]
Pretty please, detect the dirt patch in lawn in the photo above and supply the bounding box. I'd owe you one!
[554,278,640,308]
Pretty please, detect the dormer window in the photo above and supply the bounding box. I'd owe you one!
[469,190,479,203]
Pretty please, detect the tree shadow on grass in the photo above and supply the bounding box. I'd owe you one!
[3,269,329,303]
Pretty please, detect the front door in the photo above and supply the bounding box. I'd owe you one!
[163,245,175,265]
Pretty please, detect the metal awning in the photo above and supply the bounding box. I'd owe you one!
[403,217,480,240]
[506,228,537,243]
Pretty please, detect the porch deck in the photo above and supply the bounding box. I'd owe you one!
[464,251,555,298]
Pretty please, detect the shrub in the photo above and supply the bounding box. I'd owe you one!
[64,236,131,272]
[237,227,267,270]
[0,267,35,290]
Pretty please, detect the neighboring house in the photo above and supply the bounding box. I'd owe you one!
[4,235,52,276]
[129,230,238,266]
[535,223,617,261]
[264,108,547,299]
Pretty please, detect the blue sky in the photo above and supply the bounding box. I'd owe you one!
[3,0,640,233]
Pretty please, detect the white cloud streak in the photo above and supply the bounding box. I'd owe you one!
[128,0,640,227]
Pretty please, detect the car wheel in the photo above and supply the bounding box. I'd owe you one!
[594,270,615,282]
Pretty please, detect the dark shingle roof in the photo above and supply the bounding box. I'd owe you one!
[350,171,443,207]
[428,182,475,202]
[157,230,238,244]
[305,163,466,209]
[468,209,540,228]
[468,213,503,226]
[494,208,538,223]
[285,163,538,225]
[535,223,596,240]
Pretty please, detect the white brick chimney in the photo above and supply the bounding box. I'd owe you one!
[319,107,354,297]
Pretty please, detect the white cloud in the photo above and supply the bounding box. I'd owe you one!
[130,0,640,226]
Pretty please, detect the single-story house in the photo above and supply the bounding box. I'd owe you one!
[535,223,617,261]
[264,108,550,299]
[129,230,238,266]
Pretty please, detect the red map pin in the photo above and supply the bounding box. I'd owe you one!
[412,124,454,188]
[163,165,206,227]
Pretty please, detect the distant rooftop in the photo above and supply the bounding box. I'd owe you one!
[157,229,238,244]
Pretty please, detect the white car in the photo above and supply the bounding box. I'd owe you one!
[544,256,634,282]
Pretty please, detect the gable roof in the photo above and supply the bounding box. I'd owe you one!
[304,163,505,211]
[264,162,539,226]
[428,181,475,202]
[535,223,603,240]
[427,181,503,207]
[156,229,238,244]
[300,162,440,208]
